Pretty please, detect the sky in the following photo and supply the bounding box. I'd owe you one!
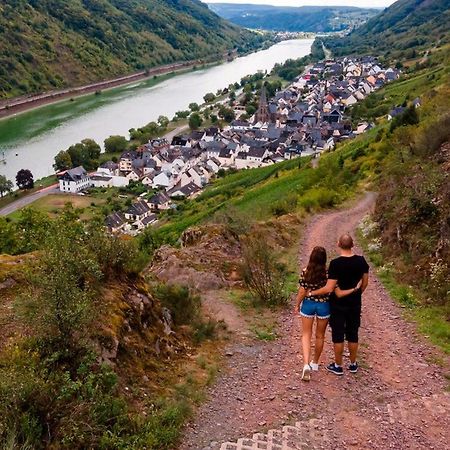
[205,0,396,8]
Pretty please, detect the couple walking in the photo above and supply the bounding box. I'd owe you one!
[295,233,369,381]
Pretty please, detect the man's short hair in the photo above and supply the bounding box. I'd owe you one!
[338,234,354,250]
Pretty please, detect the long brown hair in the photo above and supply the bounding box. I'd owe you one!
[304,246,327,285]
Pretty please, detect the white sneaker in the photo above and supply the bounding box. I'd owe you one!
[301,364,311,381]
[310,362,319,371]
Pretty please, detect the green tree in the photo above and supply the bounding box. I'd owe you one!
[0,217,17,254]
[104,135,128,153]
[175,110,190,119]
[219,106,235,123]
[245,104,256,116]
[0,175,13,197]
[14,207,53,254]
[16,169,34,190]
[203,92,216,103]
[157,115,169,129]
[189,112,203,130]
[53,150,73,171]
[189,102,200,112]
[17,220,102,354]
[390,105,419,133]
[67,139,101,170]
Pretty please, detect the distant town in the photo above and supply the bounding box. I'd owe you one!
[57,56,403,235]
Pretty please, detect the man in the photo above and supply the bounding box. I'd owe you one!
[308,234,369,375]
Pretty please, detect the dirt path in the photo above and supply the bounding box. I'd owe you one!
[179,193,449,450]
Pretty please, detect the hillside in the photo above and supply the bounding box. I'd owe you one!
[0,0,264,100]
[208,3,379,32]
[324,0,450,59]
[1,50,449,445]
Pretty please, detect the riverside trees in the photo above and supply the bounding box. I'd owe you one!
[0,175,13,197]
[15,169,34,190]
[54,139,101,171]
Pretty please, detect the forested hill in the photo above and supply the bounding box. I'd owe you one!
[0,0,263,100]
[324,0,450,59]
[208,3,379,32]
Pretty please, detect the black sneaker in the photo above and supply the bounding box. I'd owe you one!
[326,363,344,376]
[348,362,358,373]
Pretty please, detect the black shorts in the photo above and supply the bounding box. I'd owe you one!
[329,303,361,343]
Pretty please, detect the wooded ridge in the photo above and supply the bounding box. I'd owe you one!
[0,0,264,99]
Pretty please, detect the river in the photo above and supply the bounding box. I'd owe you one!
[0,39,313,183]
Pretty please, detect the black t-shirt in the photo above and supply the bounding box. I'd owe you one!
[328,255,369,305]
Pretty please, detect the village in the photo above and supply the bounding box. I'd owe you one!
[57,55,402,234]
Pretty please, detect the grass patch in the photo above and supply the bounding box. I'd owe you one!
[357,220,450,354]
[7,193,106,221]
[227,289,255,312]
[251,324,277,341]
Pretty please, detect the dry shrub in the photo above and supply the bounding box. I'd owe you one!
[241,236,288,306]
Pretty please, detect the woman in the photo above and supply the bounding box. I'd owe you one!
[295,246,357,381]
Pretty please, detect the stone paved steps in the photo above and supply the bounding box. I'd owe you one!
[218,393,450,450]
[219,418,330,450]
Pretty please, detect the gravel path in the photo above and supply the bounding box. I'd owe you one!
[180,193,449,450]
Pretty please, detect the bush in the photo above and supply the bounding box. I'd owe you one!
[192,320,217,344]
[241,237,288,307]
[0,350,128,449]
[152,284,201,326]
[270,194,298,217]
[104,135,127,153]
[298,188,338,212]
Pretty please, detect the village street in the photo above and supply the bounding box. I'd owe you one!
[0,185,59,216]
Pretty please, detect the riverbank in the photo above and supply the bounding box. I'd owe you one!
[0,36,285,121]
[0,59,218,120]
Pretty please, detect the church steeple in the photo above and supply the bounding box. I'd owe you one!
[254,86,270,124]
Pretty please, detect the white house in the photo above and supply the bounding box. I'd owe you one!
[141,174,155,186]
[234,152,249,170]
[94,168,129,187]
[110,176,130,187]
[126,170,141,182]
[187,166,206,187]
[91,173,113,188]
[119,153,134,173]
[135,213,158,231]
[247,147,268,165]
[206,158,221,173]
[125,200,152,222]
[168,181,201,199]
[354,90,366,101]
[148,192,171,211]
[58,166,92,193]
[106,212,128,233]
[152,171,172,189]
[342,94,358,107]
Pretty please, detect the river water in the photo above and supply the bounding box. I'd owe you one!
[0,39,313,183]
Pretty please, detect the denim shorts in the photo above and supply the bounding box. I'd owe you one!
[300,298,330,319]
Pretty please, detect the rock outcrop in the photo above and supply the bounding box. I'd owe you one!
[95,280,184,374]
[150,225,243,290]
